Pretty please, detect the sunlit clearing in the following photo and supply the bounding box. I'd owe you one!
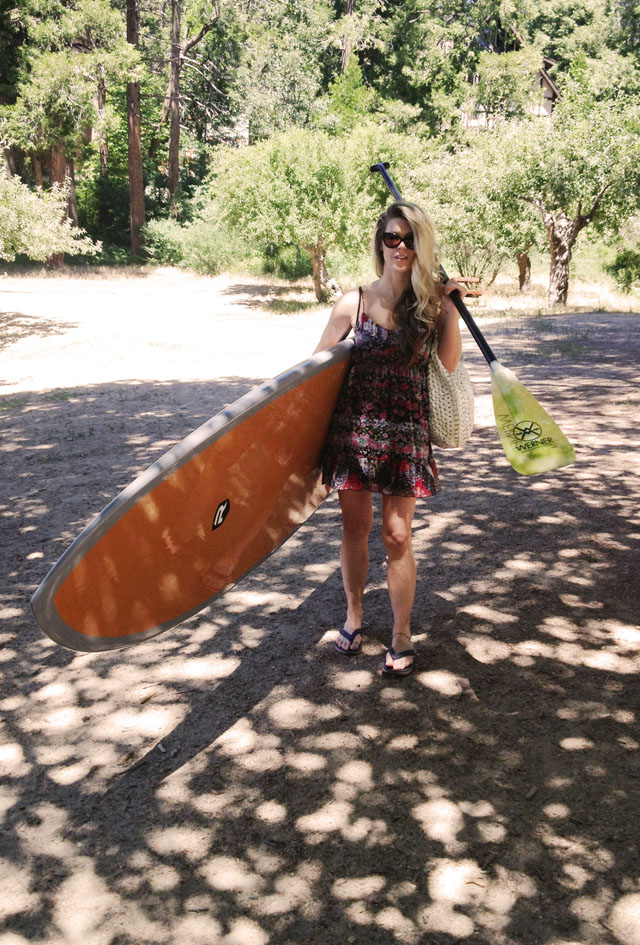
[413,799,463,851]
[53,864,124,941]
[159,656,240,681]
[173,913,222,942]
[332,874,386,900]
[429,859,485,905]
[0,606,26,618]
[0,866,39,919]
[35,681,75,702]
[296,800,352,834]
[255,800,286,824]
[239,748,284,772]
[219,917,269,945]
[607,621,640,648]
[149,827,209,863]
[544,803,570,820]
[560,737,594,751]
[44,707,83,729]
[460,603,517,624]
[49,762,91,786]
[332,669,375,691]
[268,698,315,730]
[376,906,417,937]
[200,857,264,894]
[285,751,326,772]
[108,706,180,736]
[0,743,26,767]
[416,670,465,696]
[459,635,511,664]
[337,760,373,790]
[609,894,640,945]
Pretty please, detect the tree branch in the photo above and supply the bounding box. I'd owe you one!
[585,180,614,225]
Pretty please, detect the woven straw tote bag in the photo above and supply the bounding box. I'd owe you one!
[428,340,475,449]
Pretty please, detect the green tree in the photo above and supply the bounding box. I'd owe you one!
[0,173,98,260]
[419,139,542,286]
[500,84,640,305]
[206,125,428,300]
[467,45,546,122]
[230,0,335,141]
[0,0,138,236]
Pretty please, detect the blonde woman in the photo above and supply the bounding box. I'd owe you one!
[314,201,464,676]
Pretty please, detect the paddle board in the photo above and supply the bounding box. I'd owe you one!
[31,340,353,652]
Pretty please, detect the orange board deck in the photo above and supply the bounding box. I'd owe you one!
[31,341,353,651]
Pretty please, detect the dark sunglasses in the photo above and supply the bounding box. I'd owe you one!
[382,231,415,251]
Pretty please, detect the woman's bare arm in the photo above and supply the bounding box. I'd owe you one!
[313,289,360,354]
[436,281,464,372]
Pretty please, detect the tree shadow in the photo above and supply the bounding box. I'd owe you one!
[2,312,640,944]
[0,311,78,350]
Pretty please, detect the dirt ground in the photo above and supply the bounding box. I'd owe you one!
[1,269,639,945]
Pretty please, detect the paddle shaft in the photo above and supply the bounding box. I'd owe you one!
[370,162,497,364]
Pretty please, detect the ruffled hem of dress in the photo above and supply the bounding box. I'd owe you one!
[322,457,441,498]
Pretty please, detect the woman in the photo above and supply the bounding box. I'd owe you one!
[314,200,463,676]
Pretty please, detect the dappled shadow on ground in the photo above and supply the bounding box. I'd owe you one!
[220,282,321,315]
[1,313,640,945]
[0,311,78,351]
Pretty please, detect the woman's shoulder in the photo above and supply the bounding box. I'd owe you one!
[331,287,361,318]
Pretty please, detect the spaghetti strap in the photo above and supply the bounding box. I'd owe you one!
[355,286,363,329]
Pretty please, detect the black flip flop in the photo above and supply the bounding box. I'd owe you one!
[381,644,415,676]
[335,627,363,655]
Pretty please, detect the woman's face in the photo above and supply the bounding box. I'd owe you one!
[381,217,415,274]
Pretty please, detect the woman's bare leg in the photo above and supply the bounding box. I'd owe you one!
[381,495,417,670]
[336,490,373,650]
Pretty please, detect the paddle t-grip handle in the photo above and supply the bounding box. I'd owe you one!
[369,162,497,364]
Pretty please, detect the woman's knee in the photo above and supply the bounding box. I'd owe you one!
[381,523,412,554]
[340,493,373,541]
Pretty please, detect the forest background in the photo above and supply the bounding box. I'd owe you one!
[1,0,640,308]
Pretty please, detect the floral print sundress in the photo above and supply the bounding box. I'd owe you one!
[321,289,441,497]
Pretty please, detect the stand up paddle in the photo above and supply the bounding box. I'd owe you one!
[370,162,575,476]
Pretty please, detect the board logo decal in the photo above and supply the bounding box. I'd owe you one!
[212,499,230,530]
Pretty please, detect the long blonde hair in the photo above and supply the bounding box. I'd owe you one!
[373,201,441,364]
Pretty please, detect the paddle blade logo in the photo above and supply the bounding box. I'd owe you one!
[491,368,575,476]
[212,499,230,530]
[513,420,542,442]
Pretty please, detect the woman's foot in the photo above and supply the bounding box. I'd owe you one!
[335,626,363,655]
[382,633,415,676]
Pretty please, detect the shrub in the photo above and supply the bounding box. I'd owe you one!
[142,218,186,265]
[604,248,640,293]
[0,174,98,260]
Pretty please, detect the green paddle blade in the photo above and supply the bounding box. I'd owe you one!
[490,362,575,476]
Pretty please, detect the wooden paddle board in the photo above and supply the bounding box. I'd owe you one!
[31,340,353,652]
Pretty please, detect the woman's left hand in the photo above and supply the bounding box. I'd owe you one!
[440,279,467,317]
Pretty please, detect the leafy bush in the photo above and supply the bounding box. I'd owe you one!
[604,248,640,293]
[181,219,238,275]
[142,218,186,265]
[261,244,313,280]
[0,174,98,260]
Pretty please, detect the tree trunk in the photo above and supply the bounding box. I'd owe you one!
[67,158,80,227]
[168,0,181,212]
[309,243,341,302]
[127,0,145,255]
[97,76,109,178]
[32,155,43,188]
[517,250,531,292]
[546,211,584,307]
[47,142,67,268]
[340,0,356,73]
